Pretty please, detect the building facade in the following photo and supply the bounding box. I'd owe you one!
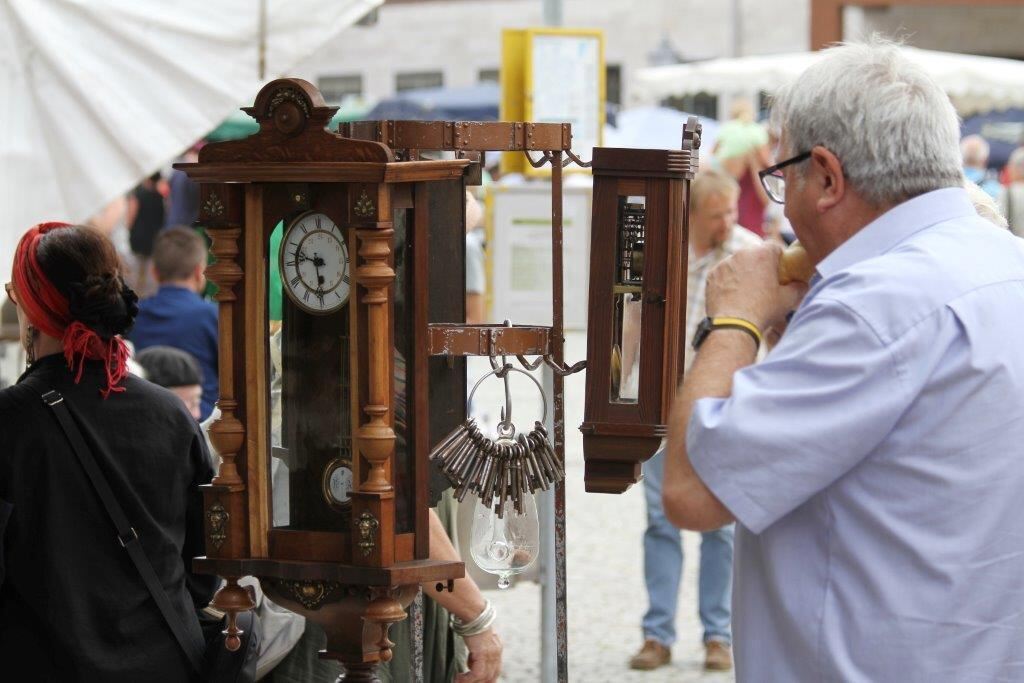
[291,0,1022,119]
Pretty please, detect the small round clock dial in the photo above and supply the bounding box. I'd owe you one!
[322,457,354,510]
[280,211,350,314]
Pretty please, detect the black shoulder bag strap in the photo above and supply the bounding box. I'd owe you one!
[36,388,206,675]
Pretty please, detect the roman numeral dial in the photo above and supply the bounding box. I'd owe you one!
[279,211,350,315]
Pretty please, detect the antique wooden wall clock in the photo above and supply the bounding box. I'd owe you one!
[580,119,701,493]
[177,78,472,681]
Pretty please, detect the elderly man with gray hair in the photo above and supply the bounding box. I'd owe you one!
[663,39,1024,681]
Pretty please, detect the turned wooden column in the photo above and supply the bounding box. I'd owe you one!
[354,226,396,494]
[350,183,397,569]
[198,183,248,560]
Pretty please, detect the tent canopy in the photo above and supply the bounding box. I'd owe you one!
[603,106,719,153]
[635,47,1024,117]
[1,0,382,279]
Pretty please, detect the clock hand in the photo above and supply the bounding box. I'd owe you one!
[312,252,325,286]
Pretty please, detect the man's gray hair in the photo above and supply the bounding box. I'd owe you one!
[770,38,962,207]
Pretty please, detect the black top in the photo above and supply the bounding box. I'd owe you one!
[0,354,216,682]
[129,184,167,257]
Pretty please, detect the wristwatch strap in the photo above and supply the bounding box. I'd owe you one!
[693,316,763,350]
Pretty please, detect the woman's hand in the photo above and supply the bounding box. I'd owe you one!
[456,628,503,683]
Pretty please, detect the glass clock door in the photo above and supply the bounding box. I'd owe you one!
[268,214,354,532]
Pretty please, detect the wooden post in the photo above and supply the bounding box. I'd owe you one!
[351,183,397,569]
[200,183,249,559]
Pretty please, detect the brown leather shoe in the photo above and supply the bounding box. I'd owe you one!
[704,640,733,672]
[629,639,671,670]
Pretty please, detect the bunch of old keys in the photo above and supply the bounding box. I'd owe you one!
[430,361,564,517]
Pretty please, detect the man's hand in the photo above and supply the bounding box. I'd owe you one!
[705,242,808,332]
[456,628,503,683]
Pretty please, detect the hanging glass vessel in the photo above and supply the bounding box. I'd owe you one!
[469,492,539,589]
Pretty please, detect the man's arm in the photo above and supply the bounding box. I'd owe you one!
[664,243,807,531]
[664,330,756,530]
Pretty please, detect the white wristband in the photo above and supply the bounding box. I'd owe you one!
[451,599,497,637]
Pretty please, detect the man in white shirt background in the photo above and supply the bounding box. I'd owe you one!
[629,168,761,673]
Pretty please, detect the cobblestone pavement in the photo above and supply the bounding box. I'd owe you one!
[466,333,735,683]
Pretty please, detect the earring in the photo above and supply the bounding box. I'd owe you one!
[25,325,36,367]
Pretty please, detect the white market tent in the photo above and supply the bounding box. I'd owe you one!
[0,0,382,284]
[604,106,720,153]
[633,47,1024,117]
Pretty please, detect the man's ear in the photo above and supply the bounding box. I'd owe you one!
[811,145,845,213]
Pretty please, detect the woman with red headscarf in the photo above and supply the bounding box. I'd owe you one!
[0,223,216,681]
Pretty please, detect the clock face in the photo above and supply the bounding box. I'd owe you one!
[329,466,353,504]
[280,212,350,314]
[321,457,354,510]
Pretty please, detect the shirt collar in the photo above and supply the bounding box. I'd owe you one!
[815,187,976,279]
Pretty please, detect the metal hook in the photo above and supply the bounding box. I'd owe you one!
[523,150,552,168]
[467,365,548,427]
[497,354,514,434]
[566,149,592,168]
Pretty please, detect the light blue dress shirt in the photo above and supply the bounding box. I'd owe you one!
[688,187,1024,681]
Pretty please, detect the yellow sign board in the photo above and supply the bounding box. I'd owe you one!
[501,28,605,176]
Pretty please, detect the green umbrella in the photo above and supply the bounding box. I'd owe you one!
[206,102,371,141]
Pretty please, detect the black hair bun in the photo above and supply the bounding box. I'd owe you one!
[67,275,138,338]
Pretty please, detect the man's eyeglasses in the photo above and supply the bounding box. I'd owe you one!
[4,282,16,306]
[758,151,811,204]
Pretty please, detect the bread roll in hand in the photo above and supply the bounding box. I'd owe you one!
[778,241,815,284]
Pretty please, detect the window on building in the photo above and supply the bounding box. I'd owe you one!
[318,75,363,104]
[478,68,500,84]
[606,64,622,105]
[662,92,718,120]
[395,71,444,92]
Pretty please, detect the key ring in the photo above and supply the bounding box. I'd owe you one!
[467,364,548,434]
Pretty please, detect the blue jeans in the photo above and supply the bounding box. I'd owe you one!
[641,449,734,646]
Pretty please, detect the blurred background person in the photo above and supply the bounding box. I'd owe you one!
[130,226,219,421]
[85,195,136,276]
[166,143,202,229]
[714,100,772,238]
[135,345,203,421]
[126,172,168,297]
[960,134,1002,199]
[998,146,1024,235]
[629,168,761,674]
[465,190,487,324]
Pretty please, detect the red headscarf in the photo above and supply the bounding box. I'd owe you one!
[12,222,130,398]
